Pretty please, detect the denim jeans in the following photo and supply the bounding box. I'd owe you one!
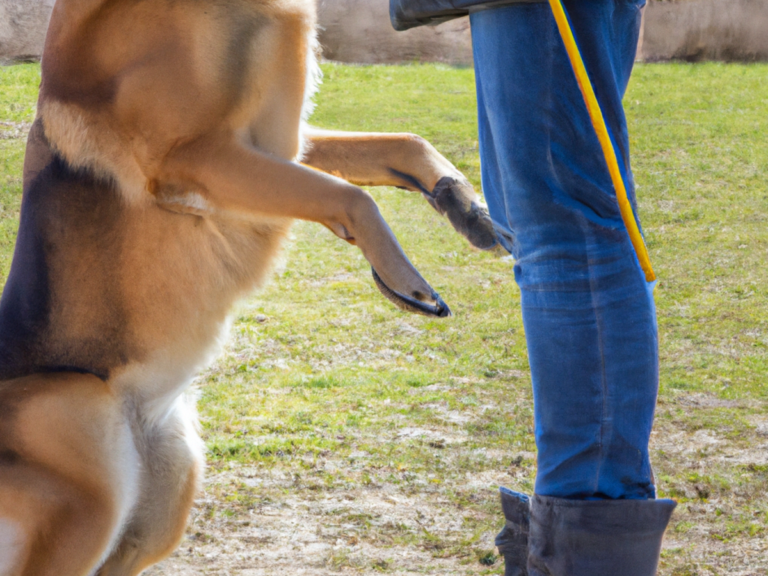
[470,0,657,499]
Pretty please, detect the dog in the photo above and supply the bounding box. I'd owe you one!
[0,0,497,573]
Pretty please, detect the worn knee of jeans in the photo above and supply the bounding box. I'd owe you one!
[521,223,658,500]
[470,0,657,500]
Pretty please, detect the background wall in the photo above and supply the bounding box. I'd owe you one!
[1,0,767,65]
[0,0,54,64]
[317,0,473,65]
[641,0,768,62]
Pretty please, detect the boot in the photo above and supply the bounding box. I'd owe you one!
[495,487,531,576]
[527,495,677,576]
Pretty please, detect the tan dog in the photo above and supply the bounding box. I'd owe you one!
[0,0,497,573]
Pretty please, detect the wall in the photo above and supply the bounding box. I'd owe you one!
[0,0,54,64]
[2,0,767,65]
[317,0,472,65]
[641,0,768,62]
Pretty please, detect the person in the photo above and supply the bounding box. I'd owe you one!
[390,1,677,574]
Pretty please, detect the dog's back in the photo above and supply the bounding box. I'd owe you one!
[0,135,127,381]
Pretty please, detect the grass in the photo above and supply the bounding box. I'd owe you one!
[1,61,767,575]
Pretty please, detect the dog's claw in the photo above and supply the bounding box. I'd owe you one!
[425,176,499,251]
[371,268,451,318]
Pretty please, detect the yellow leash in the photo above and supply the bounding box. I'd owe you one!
[548,0,656,282]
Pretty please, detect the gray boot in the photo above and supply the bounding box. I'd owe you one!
[527,495,677,576]
[495,487,531,576]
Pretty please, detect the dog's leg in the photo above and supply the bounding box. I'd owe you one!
[154,133,450,316]
[0,373,138,576]
[95,397,203,576]
[302,128,498,251]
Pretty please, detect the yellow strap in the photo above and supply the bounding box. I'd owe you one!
[548,0,656,282]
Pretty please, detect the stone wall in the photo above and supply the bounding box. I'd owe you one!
[640,0,768,62]
[317,0,472,65]
[0,0,54,64]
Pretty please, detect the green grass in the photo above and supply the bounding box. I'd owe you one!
[2,61,767,574]
[0,63,37,278]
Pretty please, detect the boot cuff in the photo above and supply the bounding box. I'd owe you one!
[500,487,531,522]
[531,495,676,535]
[528,496,677,576]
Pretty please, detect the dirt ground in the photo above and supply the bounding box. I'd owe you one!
[145,465,506,576]
[145,403,768,576]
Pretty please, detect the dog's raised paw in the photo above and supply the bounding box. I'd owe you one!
[371,268,451,318]
[425,176,498,251]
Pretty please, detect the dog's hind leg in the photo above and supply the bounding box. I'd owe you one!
[0,373,139,576]
[301,128,498,251]
[95,396,204,576]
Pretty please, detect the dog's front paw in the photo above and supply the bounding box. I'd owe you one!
[371,268,451,318]
[424,177,498,251]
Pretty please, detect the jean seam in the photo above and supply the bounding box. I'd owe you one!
[587,224,610,497]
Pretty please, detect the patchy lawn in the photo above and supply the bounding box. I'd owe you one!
[1,61,767,575]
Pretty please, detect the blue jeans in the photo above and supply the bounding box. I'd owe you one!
[470,0,657,500]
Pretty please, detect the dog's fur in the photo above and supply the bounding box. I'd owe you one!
[0,0,497,573]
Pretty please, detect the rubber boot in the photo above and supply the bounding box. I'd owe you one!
[528,495,677,576]
[495,487,531,576]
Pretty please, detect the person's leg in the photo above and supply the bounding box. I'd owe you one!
[472,0,656,503]
[470,1,674,574]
